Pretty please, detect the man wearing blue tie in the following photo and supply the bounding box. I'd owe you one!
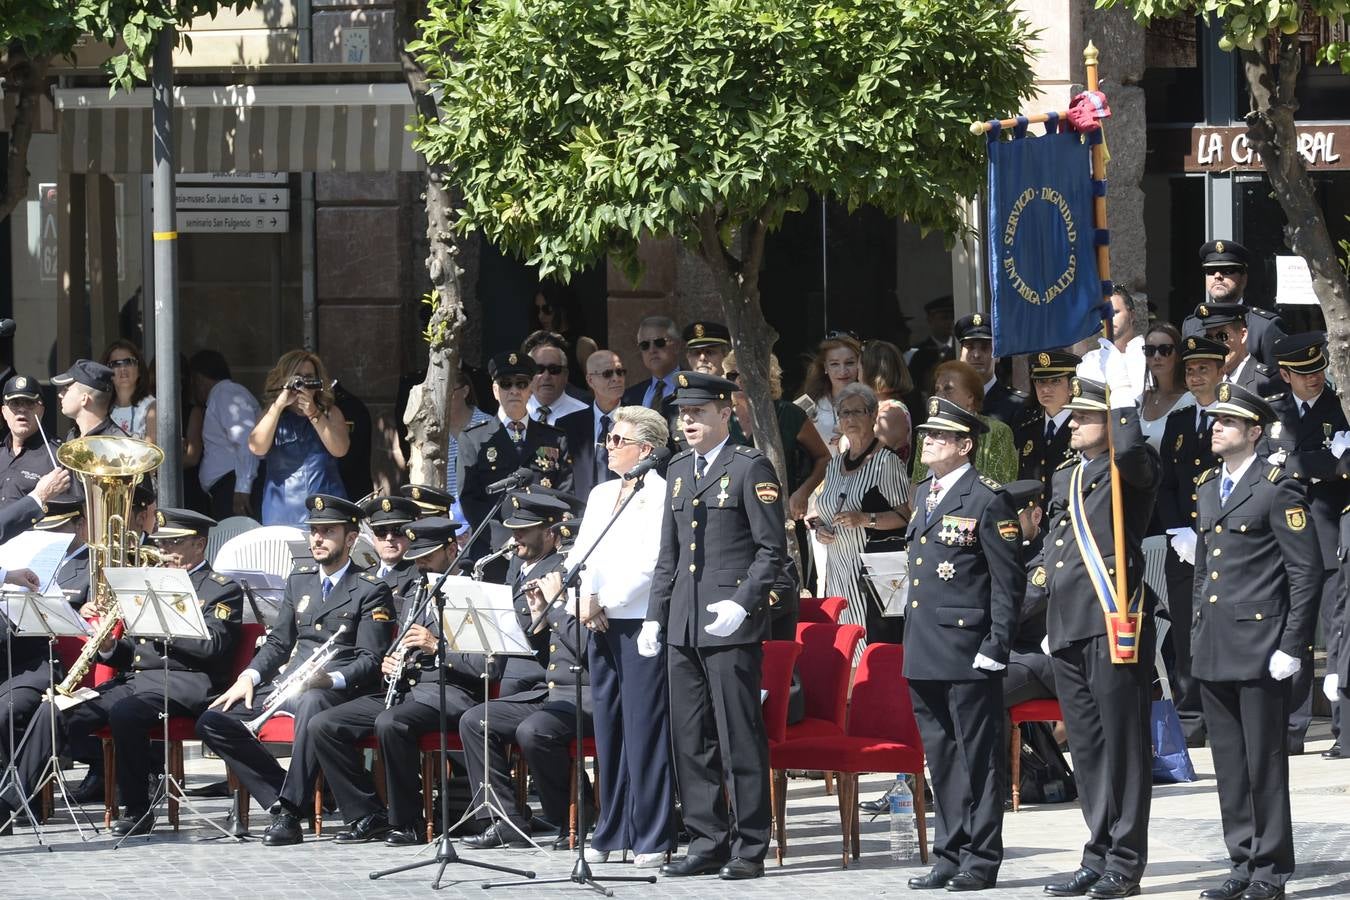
[558,350,628,500]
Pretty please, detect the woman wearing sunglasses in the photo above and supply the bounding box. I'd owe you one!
[101,339,157,442]
[1137,322,1193,451]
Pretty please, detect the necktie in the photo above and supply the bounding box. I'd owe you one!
[1044,420,1056,443]
[597,414,612,481]
[1300,401,1310,418]
[695,454,708,480]
[1197,411,1209,441]
[1220,476,1234,506]
[508,421,525,445]
[650,379,666,410]
[536,405,552,424]
[925,488,940,523]
[322,577,333,601]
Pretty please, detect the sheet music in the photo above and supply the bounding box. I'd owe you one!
[103,566,209,640]
[0,530,74,594]
[0,589,93,637]
[435,576,535,656]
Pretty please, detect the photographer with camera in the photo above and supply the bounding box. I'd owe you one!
[250,349,351,526]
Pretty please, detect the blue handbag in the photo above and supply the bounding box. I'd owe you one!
[1150,698,1197,783]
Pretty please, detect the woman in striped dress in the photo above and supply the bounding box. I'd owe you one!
[811,383,912,644]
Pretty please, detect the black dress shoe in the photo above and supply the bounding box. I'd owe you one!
[1086,872,1141,899]
[1045,867,1103,896]
[946,872,993,892]
[1240,882,1284,900]
[385,826,427,846]
[909,870,954,889]
[859,790,891,815]
[1322,742,1344,760]
[1200,878,1251,900]
[111,813,155,837]
[334,812,394,844]
[719,858,764,880]
[261,811,303,846]
[70,771,105,804]
[660,854,726,877]
[461,820,531,849]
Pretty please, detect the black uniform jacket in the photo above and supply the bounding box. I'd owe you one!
[902,467,1022,681]
[1157,404,1216,533]
[984,380,1029,427]
[0,495,44,544]
[380,558,422,609]
[1043,408,1161,651]
[1259,390,1349,570]
[460,417,573,546]
[498,550,588,709]
[1181,306,1288,368]
[248,563,394,694]
[647,445,787,648]
[1013,408,1073,508]
[382,574,503,711]
[1190,462,1321,682]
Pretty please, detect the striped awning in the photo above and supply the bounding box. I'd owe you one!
[55,84,421,174]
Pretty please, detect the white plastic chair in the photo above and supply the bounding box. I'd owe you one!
[350,535,380,570]
[206,515,262,566]
[213,525,307,579]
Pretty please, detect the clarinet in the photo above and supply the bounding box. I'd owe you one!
[382,581,431,709]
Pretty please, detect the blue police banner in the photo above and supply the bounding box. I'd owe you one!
[987,129,1103,357]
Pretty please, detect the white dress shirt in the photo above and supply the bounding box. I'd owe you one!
[198,378,262,494]
[566,474,666,619]
[527,392,588,425]
[926,462,972,507]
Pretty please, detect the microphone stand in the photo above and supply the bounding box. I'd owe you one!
[487,470,658,896]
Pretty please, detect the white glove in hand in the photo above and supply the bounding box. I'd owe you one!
[1098,338,1138,409]
[704,600,749,637]
[1166,527,1197,565]
[1265,449,1288,467]
[1040,635,1051,655]
[1324,673,1341,702]
[1331,431,1350,459]
[636,621,662,658]
[1268,649,1301,681]
[972,653,1006,672]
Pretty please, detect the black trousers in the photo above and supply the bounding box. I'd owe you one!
[207,472,238,521]
[1288,569,1340,745]
[667,642,770,863]
[910,678,1004,883]
[1003,651,1056,708]
[458,696,590,829]
[1163,556,1205,742]
[1201,677,1295,886]
[0,666,54,766]
[195,685,347,813]
[1053,630,1154,881]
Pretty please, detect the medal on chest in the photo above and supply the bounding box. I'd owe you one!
[717,474,730,507]
[939,515,977,547]
[936,561,957,581]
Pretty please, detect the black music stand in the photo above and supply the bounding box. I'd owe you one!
[0,592,47,844]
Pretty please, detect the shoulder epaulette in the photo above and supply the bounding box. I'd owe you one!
[1055,456,1079,472]
[1267,465,1285,482]
[1196,466,1220,485]
[534,419,564,434]
[734,445,763,458]
[670,448,694,462]
[361,572,380,583]
[1256,361,1276,376]
[211,573,229,584]
[293,564,317,574]
[979,475,1003,491]
[464,418,494,432]
[1249,306,1280,321]
[1262,392,1287,404]
[1009,388,1028,400]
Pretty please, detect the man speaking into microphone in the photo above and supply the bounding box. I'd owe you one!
[639,371,786,881]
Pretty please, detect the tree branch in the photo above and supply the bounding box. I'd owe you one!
[1,49,50,222]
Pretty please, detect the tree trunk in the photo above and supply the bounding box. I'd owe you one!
[1,48,51,222]
[1241,37,1350,421]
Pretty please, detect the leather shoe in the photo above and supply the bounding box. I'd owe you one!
[70,771,105,804]
[1086,872,1141,899]
[1045,867,1103,896]
[718,858,764,880]
[1239,883,1283,900]
[111,813,155,837]
[909,870,954,889]
[385,825,427,846]
[946,872,993,892]
[334,812,393,844]
[461,820,531,850]
[660,854,726,877]
[1200,879,1250,900]
[859,789,891,815]
[261,811,303,846]
[1321,742,1344,760]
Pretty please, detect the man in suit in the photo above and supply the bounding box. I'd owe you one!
[1191,383,1321,900]
[955,313,1027,427]
[53,359,122,440]
[1013,352,1080,515]
[903,398,1022,892]
[1156,335,1229,746]
[1042,364,1160,900]
[1259,333,1349,756]
[196,494,394,846]
[638,371,786,881]
[622,316,683,412]
[460,493,583,850]
[557,349,627,501]
[1196,303,1280,395]
[525,333,589,426]
[360,495,422,605]
[1182,241,1287,368]
[907,295,957,398]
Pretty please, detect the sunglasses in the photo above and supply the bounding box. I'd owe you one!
[496,378,531,390]
[605,433,644,449]
[535,364,566,376]
[837,407,870,419]
[724,371,740,382]
[1206,267,1244,277]
[1210,331,1232,344]
[590,367,627,380]
[825,329,860,342]
[109,358,138,368]
[371,526,406,540]
[638,338,670,351]
[1141,344,1175,358]
[153,536,199,549]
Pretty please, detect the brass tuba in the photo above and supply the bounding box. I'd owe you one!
[52,435,164,700]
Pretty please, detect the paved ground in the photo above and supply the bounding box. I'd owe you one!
[2,723,1347,900]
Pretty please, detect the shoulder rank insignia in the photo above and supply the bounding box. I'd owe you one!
[1268,465,1284,482]
[212,573,228,584]
[465,418,492,432]
[362,572,380,582]
[1056,456,1078,471]
[979,475,1003,491]
[1197,467,1219,485]
[215,604,232,620]
[1285,508,1307,531]
[755,482,780,504]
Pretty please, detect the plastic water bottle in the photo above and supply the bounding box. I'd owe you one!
[888,776,919,862]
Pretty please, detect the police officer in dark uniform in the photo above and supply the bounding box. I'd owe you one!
[1156,334,1228,746]
[53,360,122,439]
[1258,333,1349,755]
[401,483,454,518]
[1013,352,1080,515]
[638,371,786,881]
[360,494,422,603]
[954,314,1028,427]
[1042,368,1160,900]
[1325,507,1350,756]
[1182,241,1287,368]
[461,493,584,850]
[460,351,573,561]
[1191,383,1321,900]
[196,493,394,846]
[903,398,1022,892]
[1004,480,1057,708]
[1194,302,1280,396]
[0,376,57,505]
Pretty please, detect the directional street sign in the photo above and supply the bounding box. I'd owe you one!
[176,186,291,210]
[177,211,290,234]
[178,172,288,184]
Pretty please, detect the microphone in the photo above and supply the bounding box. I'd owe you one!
[624,446,672,481]
[0,319,15,339]
[486,468,533,495]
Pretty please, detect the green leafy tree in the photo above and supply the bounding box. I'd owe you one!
[412,0,1037,484]
[1100,0,1350,416]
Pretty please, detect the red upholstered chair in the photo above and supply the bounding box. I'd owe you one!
[798,597,847,624]
[761,639,802,835]
[770,643,927,868]
[1009,698,1064,812]
[48,620,118,823]
[787,622,864,741]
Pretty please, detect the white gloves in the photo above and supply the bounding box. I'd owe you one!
[636,621,662,658]
[1098,338,1138,409]
[1331,431,1350,459]
[1325,673,1341,702]
[972,653,1006,672]
[1266,449,1288,467]
[1040,635,1051,655]
[704,600,749,637]
[1268,649,1301,681]
[1166,527,1197,565]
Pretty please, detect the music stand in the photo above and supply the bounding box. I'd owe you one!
[859,550,910,617]
[0,589,102,841]
[100,567,243,846]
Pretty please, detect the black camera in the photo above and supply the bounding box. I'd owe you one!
[288,376,323,391]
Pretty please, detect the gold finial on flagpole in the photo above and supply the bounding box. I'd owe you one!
[1084,40,1099,69]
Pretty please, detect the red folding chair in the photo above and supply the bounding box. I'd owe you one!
[798,597,847,624]
[1009,698,1064,812]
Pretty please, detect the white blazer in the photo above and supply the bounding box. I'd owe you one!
[566,474,666,619]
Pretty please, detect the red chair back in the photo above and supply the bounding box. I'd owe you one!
[760,640,802,744]
[799,597,847,624]
[846,643,921,747]
[233,623,267,678]
[794,622,864,730]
